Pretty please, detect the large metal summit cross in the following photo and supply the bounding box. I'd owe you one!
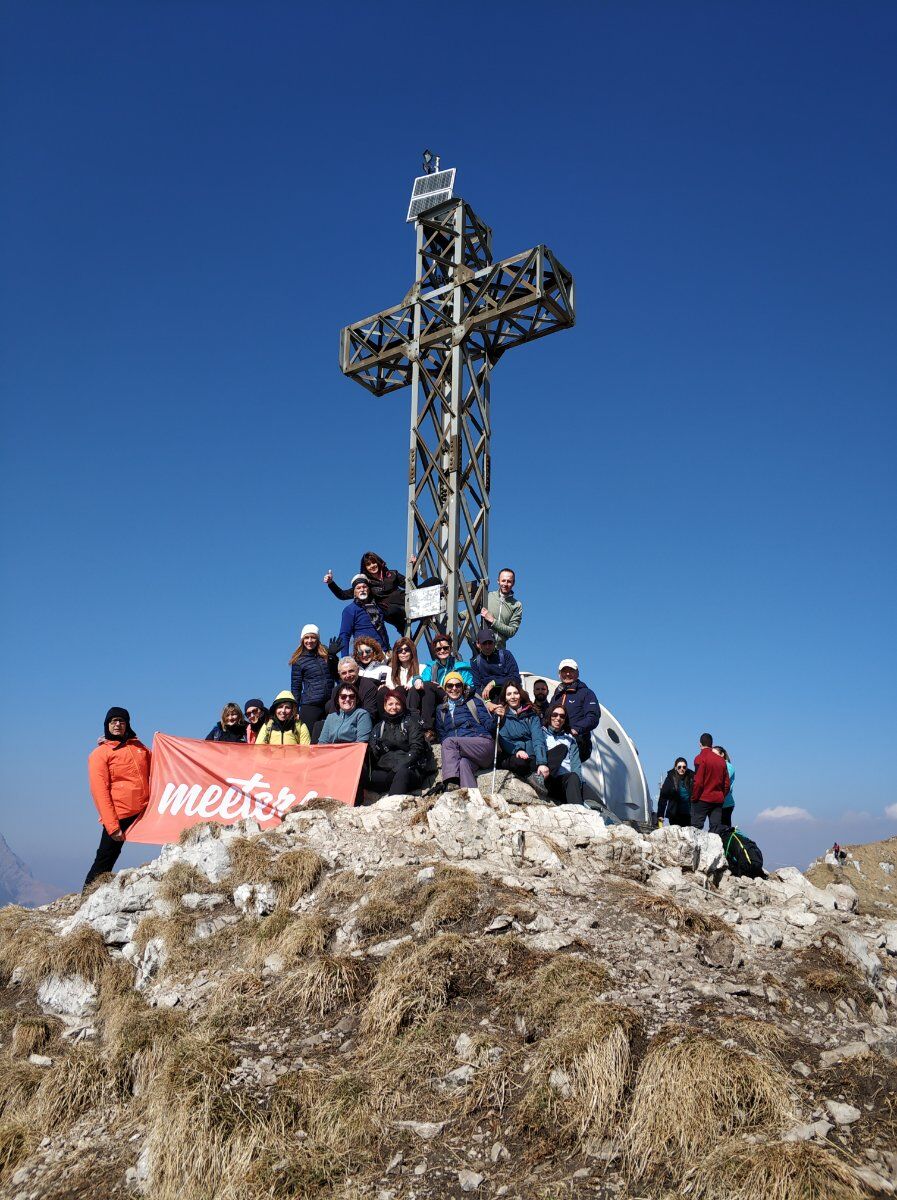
[339,165,575,651]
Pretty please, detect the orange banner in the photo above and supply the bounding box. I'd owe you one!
[126,734,366,844]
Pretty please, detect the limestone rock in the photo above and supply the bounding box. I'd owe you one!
[233,882,278,916]
[37,974,97,1020]
[825,1100,861,1125]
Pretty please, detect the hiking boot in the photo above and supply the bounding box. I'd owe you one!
[528,772,548,796]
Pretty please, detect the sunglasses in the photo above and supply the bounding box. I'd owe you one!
[339,692,356,700]
[435,645,450,652]
[445,682,463,689]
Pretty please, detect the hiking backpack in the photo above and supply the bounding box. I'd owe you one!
[723,828,765,879]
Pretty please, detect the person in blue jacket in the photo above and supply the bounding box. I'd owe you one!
[543,704,584,806]
[494,681,548,788]
[317,682,373,748]
[419,632,473,688]
[550,660,601,763]
[471,629,521,700]
[435,673,497,789]
[289,624,340,738]
[338,576,391,657]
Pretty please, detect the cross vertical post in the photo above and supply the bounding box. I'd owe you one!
[340,176,574,653]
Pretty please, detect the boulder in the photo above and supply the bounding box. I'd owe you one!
[233,882,278,916]
[37,974,98,1020]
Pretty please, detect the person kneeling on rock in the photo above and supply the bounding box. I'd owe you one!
[436,673,497,790]
[84,707,151,890]
[493,681,549,794]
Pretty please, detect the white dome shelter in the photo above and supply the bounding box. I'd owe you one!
[520,672,652,826]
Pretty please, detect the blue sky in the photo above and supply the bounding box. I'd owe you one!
[1,0,895,890]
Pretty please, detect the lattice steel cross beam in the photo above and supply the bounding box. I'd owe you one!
[339,194,575,651]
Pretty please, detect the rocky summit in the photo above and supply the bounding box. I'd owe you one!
[1,788,896,1200]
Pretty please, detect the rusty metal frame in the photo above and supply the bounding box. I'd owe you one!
[339,195,574,651]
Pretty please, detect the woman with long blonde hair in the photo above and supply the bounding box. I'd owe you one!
[289,623,339,738]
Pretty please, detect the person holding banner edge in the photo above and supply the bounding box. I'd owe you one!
[83,707,151,890]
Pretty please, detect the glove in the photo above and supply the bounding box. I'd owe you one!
[327,637,342,658]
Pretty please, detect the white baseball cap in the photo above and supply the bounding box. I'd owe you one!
[300,623,320,639]
[558,658,578,672]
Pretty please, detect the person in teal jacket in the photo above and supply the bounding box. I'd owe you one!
[715,746,735,825]
[419,632,473,688]
[317,683,373,747]
[494,681,548,787]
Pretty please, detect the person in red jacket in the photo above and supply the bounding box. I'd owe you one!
[83,707,151,889]
[691,731,730,834]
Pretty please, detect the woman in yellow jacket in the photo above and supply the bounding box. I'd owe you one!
[255,691,311,745]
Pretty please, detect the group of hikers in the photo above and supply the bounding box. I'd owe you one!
[657,735,736,833]
[83,549,739,887]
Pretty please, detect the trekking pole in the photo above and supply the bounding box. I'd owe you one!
[490,713,502,798]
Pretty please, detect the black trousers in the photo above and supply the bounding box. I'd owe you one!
[546,772,583,805]
[368,764,424,797]
[667,804,692,828]
[301,703,326,742]
[83,813,140,890]
[407,682,440,731]
[504,753,537,778]
[691,801,723,834]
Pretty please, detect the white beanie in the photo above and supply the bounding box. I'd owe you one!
[300,623,320,639]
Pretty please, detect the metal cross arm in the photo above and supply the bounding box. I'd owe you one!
[340,244,574,396]
[338,192,575,651]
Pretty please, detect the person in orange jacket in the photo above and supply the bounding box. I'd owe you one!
[83,707,151,890]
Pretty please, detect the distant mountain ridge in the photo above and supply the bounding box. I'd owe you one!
[0,832,61,907]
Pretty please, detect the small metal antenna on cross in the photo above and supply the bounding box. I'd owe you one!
[339,169,575,652]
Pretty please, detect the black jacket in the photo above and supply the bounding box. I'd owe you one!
[657,768,694,820]
[328,552,406,606]
[369,712,428,771]
[325,677,380,719]
[205,722,247,743]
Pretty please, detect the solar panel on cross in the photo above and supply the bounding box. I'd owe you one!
[406,168,456,222]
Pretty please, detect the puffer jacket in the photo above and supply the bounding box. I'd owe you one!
[657,768,694,821]
[338,601,391,656]
[544,730,582,779]
[318,707,373,745]
[498,705,547,766]
[205,722,247,743]
[88,738,152,834]
[549,680,601,739]
[290,650,337,707]
[369,713,428,770]
[471,647,521,697]
[420,655,473,687]
[435,694,496,742]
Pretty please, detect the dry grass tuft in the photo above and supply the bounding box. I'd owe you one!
[0,1118,35,1183]
[632,891,732,936]
[269,847,327,908]
[318,870,366,908]
[259,912,336,964]
[520,1003,639,1149]
[507,954,610,1038]
[31,1043,118,1127]
[158,861,216,904]
[81,870,115,897]
[225,835,275,883]
[356,864,480,942]
[283,954,368,1017]
[726,1016,789,1056]
[623,1030,794,1182]
[0,1059,43,1119]
[178,821,221,845]
[11,1017,59,1058]
[0,907,46,984]
[686,1138,865,1200]
[38,924,111,983]
[361,933,498,1039]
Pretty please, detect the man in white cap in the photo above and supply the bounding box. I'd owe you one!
[550,660,601,762]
